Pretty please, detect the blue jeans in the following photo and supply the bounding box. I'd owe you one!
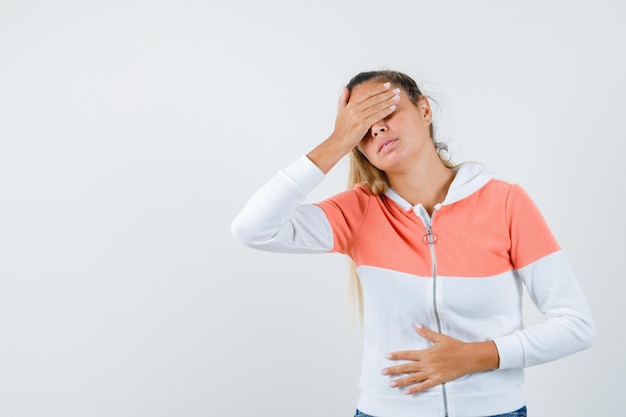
[354,405,527,416]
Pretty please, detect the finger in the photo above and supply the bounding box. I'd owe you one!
[381,362,421,376]
[339,97,397,142]
[354,87,400,127]
[361,98,398,126]
[389,372,429,388]
[385,349,421,361]
[349,81,393,106]
[357,88,399,116]
[337,87,350,111]
[414,323,441,343]
[405,379,438,395]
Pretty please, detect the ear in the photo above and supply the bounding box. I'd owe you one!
[417,96,432,124]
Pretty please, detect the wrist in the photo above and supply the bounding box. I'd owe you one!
[307,135,354,174]
[465,340,500,373]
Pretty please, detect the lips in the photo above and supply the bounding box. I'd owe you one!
[379,138,398,153]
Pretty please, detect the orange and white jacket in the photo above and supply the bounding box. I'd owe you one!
[231,156,594,417]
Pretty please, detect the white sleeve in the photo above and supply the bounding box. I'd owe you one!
[230,156,334,253]
[493,251,595,369]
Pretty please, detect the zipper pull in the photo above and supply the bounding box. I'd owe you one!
[423,226,437,245]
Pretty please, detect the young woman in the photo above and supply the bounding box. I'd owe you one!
[231,70,594,417]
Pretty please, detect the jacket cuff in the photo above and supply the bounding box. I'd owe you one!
[493,333,525,369]
[282,155,326,193]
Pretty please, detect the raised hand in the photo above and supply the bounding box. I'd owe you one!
[307,82,399,174]
[332,82,400,150]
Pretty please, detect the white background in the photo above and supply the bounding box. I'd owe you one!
[1,1,624,416]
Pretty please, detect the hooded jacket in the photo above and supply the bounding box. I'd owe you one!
[231,155,594,417]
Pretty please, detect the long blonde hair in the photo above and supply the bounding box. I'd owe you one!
[345,70,454,323]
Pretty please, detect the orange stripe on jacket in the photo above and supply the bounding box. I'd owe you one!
[315,180,560,278]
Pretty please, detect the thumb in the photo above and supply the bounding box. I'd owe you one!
[414,323,440,343]
[337,87,350,111]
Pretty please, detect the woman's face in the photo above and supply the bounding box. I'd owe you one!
[351,80,432,173]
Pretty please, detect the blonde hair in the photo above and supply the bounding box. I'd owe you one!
[344,70,454,323]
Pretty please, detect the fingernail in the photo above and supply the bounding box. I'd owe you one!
[389,105,396,111]
[383,82,391,88]
[393,88,400,94]
[392,95,400,102]
[389,380,397,387]
[414,323,423,329]
[381,368,388,375]
[385,353,393,359]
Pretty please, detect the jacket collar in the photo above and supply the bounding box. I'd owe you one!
[383,162,494,210]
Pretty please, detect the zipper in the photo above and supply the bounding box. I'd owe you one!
[420,207,449,417]
[424,224,443,333]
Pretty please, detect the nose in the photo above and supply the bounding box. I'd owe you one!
[370,120,387,137]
